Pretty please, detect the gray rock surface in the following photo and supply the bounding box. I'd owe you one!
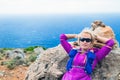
[5,48,25,59]
[25,45,120,80]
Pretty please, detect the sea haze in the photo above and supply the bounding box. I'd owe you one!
[0,14,120,48]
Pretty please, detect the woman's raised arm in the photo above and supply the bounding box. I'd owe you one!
[60,34,77,53]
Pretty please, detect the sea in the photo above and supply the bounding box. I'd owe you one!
[0,13,120,48]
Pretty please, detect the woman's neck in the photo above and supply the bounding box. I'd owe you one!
[81,48,89,53]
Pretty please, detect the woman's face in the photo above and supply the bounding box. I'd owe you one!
[79,33,92,51]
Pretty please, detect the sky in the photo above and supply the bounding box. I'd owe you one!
[0,0,120,15]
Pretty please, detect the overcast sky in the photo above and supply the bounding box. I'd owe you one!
[0,0,120,15]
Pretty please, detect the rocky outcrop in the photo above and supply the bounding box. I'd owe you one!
[25,45,120,80]
[91,20,119,48]
[34,47,44,54]
[25,45,67,80]
[5,48,25,59]
[92,48,120,80]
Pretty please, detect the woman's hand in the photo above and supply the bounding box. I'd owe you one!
[93,33,110,43]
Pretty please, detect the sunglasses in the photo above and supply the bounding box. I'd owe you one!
[79,38,92,42]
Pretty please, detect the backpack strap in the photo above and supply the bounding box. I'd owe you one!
[66,49,77,71]
[85,50,96,74]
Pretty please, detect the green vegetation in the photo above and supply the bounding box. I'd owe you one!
[4,57,25,69]
[6,59,16,69]
[0,48,14,54]
[2,48,14,50]
[1,54,38,69]
[0,53,5,60]
[24,46,47,51]
[28,54,37,62]
[0,45,46,69]
[0,54,3,60]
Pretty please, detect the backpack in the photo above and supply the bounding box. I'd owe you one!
[66,49,96,74]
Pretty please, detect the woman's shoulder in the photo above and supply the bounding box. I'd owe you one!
[92,47,99,53]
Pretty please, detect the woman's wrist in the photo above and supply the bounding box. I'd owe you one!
[94,34,97,40]
[94,34,110,43]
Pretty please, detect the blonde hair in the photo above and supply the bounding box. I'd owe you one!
[77,28,95,45]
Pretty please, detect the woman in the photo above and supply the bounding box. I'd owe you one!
[60,28,114,80]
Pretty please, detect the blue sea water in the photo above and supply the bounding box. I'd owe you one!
[0,13,120,48]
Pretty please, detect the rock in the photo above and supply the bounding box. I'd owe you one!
[5,48,25,59]
[92,50,120,80]
[12,49,25,59]
[34,47,45,60]
[25,45,67,80]
[25,45,120,80]
[0,71,5,77]
[34,47,44,54]
[5,50,13,59]
[91,20,119,49]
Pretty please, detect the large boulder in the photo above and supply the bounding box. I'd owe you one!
[91,20,119,48]
[25,45,120,80]
[92,49,120,80]
[25,45,68,80]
